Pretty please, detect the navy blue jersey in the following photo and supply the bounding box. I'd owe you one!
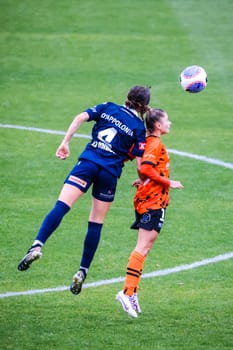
[78,102,146,177]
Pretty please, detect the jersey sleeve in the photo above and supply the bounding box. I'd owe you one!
[141,136,160,164]
[85,102,108,121]
[140,137,170,186]
[130,125,146,157]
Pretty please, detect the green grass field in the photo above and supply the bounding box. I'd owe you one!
[1,1,233,349]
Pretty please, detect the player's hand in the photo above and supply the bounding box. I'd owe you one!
[170,180,184,189]
[56,143,70,160]
[132,179,143,187]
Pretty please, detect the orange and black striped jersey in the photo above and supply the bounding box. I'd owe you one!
[134,135,170,214]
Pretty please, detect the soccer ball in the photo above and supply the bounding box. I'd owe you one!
[180,65,207,93]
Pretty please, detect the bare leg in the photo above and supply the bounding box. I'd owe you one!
[135,228,159,256]
[58,183,84,207]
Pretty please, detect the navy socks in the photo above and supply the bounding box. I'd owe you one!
[35,200,70,244]
[80,221,103,275]
[32,203,103,278]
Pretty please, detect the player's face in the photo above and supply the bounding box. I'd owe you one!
[159,113,171,134]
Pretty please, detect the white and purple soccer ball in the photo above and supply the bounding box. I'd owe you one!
[180,65,207,93]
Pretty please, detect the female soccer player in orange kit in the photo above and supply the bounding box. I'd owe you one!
[116,108,184,318]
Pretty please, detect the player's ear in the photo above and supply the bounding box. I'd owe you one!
[155,121,161,130]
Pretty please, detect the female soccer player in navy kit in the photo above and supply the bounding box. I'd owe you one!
[18,85,151,295]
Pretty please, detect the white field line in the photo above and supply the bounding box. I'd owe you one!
[1,123,233,169]
[1,252,233,299]
[0,123,91,139]
[168,149,233,170]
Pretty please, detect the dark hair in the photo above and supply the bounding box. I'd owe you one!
[125,86,151,119]
[145,108,165,133]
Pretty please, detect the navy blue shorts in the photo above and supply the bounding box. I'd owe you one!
[130,208,166,232]
[64,159,118,202]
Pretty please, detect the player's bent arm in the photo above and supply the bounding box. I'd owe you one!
[140,164,184,188]
[62,112,89,144]
[56,112,89,159]
[140,163,171,186]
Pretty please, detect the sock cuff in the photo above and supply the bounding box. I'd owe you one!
[56,200,71,213]
[88,221,103,230]
[133,250,145,263]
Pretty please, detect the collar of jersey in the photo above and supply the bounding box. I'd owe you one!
[123,105,139,117]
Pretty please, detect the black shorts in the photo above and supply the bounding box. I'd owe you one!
[130,208,166,233]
